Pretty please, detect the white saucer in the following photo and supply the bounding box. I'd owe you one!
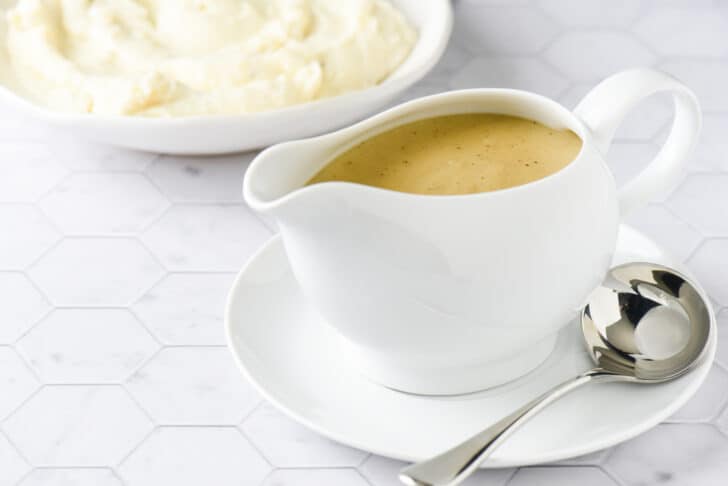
[225,225,716,467]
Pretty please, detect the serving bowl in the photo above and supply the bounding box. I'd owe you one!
[0,0,452,155]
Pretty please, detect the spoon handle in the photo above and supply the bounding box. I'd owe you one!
[399,369,615,486]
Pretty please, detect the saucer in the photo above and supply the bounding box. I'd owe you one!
[225,225,716,467]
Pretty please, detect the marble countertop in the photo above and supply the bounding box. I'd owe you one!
[2,1,728,485]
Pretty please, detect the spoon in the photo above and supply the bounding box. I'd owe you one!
[399,262,712,486]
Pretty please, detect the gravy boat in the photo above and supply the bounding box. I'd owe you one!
[244,68,700,395]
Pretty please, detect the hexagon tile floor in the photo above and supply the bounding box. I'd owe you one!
[2,1,728,485]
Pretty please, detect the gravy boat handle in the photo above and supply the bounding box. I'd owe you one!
[574,68,701,216]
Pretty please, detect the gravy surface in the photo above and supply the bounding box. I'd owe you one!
[306,114,582,195]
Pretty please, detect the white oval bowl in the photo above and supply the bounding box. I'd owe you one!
[0,0,452,155]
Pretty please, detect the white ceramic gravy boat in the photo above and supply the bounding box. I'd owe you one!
[244,68,700,395]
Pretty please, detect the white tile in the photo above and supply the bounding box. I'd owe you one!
[605,424,728,486]
[39,174,169,235]
[687,240,728,306]
[0,205,60,270]
[552,450,610,466]
[508,466,617,486]
[545,32,656,82]
[126,347,260,425]
[28,238,164,306]
[426,39,472,78]
[615,95,672,141]
[0,142,68,203]
[396,75,452,103]
[634,8,728,57]
[132,273,235,345]
[717,408,728,437]
[471,469,525,485]
[460,0,530,5]
[18,469,123,486]
[359,454,514,486]
[357,456,408,486]
[0,433,30,486]
[659,0,714,5]
[0,348,39,420]
[537,0,644,27]
[624,204,702,262]
[0,273,50,344]
[450,57,568,98]
[462,468,520,486]
[660,60,728,112]
[668,365,728,422]
[667,174,728,236]
[3,386,153,466]
[50,137,157,172]
[691,114,728,172]
[118,427,270,486]
[141,205,271,271]
[146,153,253,202]
[17,309,159,383]
[456,5,558,54]
[558,84,592,109]
[263,469,368,486]
[241,403,367,467]
[560,87,671,142]
[605,142,660,189]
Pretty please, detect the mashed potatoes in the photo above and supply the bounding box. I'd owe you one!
[5,0,417,116]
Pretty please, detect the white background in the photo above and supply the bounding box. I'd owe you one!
[2,1,728,485]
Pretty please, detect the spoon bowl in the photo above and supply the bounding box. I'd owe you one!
[583,262,711,383]
[399,262,713,486]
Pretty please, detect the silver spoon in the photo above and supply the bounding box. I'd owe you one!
[399,262,712,486]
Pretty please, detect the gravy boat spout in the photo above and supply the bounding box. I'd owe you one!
[243,136,347,220]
